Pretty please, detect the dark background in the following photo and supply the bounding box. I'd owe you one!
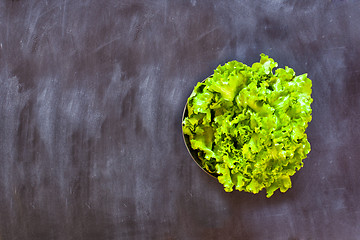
[1,1,360,239]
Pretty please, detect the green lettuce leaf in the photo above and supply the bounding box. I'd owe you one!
[182,54,313,197]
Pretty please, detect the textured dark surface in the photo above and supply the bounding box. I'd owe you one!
[1,1,360,239]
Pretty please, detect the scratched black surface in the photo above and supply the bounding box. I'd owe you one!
[1,1,360,239]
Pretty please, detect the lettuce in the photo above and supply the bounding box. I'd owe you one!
[182,54,313,197]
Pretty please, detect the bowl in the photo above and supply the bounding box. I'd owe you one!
[181,80,217,178]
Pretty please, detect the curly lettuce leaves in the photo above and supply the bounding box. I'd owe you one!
[183,54,313,198]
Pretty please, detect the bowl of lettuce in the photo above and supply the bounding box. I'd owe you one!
[182,54,313,197]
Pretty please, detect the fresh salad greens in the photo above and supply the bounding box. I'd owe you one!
[182,54,313,197]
